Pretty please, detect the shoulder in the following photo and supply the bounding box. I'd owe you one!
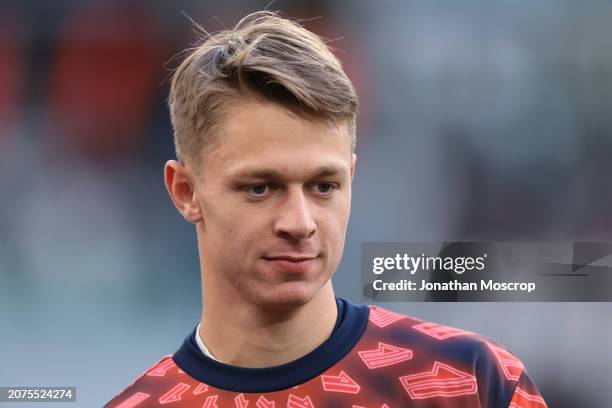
[365,304,522,371]
[360,305,540,407]
[104,356,203,408]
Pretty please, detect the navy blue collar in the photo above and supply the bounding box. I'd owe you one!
[173,298,369,392]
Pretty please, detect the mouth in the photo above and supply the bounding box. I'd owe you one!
[262,255,319,274]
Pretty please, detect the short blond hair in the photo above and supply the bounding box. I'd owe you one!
[168,11,359,167]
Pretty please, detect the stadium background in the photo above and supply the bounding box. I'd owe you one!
[1,0,611,406]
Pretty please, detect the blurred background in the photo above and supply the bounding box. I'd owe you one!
[1,0,611,406]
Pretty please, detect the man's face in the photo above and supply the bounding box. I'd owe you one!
[193,100,355,309]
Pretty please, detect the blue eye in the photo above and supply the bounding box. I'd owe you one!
[314,183,336,194]
[248,184,269,196]
[317,183,332,193]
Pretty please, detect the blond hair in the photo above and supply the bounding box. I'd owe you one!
[168,11,358,167]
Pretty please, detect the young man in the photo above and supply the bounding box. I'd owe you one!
[105,11,547,408]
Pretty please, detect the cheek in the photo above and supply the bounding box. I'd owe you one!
[201,203,241,252]
[215,212,263,256]
[333,197,352,233]
[322,207,350,249]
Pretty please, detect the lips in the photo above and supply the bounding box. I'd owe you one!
[262,255,318,274]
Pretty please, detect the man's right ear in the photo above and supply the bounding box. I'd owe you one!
[164,160,203,224]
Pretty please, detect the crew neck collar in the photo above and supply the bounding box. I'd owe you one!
[173,297,369,392]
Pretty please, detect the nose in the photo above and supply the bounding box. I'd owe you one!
[273,187,317,242]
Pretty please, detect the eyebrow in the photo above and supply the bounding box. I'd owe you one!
[230,164,348,181]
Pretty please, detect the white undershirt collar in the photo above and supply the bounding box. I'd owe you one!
[195,323,221,362]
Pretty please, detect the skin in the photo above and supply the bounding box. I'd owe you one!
[164,99,356,368]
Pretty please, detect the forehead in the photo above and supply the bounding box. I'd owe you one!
[202,100,352,178]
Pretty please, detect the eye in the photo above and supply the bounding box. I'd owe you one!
[312,183,337,195]
[247,184,270,196]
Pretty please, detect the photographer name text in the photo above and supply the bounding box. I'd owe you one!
[372,279,536,293]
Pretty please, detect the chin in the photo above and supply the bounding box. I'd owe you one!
[254,282,319,310]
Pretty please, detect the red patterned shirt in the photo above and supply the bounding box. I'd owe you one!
[105,299,546,407]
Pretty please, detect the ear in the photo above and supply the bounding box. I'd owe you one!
[164,160,202,223]
[350,153,357,180]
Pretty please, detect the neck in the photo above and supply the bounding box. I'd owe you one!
[199,284,338,368]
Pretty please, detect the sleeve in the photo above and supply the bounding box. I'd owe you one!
[507,371,548,408]
[104,355,176,408]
